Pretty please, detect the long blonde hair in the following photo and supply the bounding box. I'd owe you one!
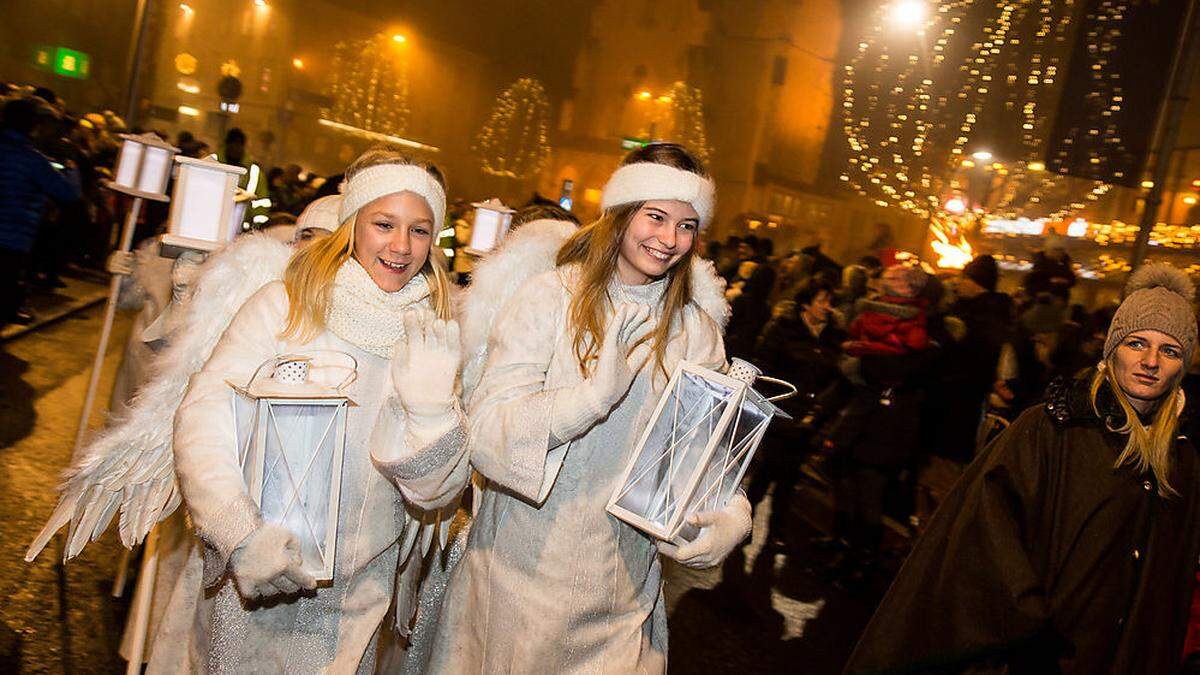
[280,149,454,343]
[556,143,707,377]
[1089,359,1184,498]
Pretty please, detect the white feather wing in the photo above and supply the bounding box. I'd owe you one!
[26,235,293,562]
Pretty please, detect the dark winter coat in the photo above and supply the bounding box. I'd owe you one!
[818,350,933,471]
[924,291,1014,461]
[754,311,845,420]
[846,374,1200,674]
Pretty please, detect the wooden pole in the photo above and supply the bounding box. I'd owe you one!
[72,196,143,456]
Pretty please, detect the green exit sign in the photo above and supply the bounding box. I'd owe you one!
[52,47,90,79]
[621,136,649,151]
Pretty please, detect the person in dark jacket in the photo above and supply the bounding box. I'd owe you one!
[1023,246,1076,303]
[0,96,81,325]
[928,255,1014,462]
[746,279,845,549]
[847,263,1200,675]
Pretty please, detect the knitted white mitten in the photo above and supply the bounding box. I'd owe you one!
[658,492,753,569]
[549,303,653,443]
[230,523,317,600]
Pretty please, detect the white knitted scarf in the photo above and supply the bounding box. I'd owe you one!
[326,258,432,358]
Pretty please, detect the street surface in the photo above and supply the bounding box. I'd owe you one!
[0,304,885,674]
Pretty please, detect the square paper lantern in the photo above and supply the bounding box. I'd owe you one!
[109,133,179,201]
[607,359,788,542]
[229,356,355,582]
[464,198,516,255]
[161,156,247,252]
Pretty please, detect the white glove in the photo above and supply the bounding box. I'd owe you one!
[106,250,135,276]
[230,523,317,601]
[658,492,752,569]
[549,303,654,443]
[392,309,461,420]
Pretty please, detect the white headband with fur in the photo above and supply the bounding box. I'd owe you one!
[338,164,446,228]
[600,162,715,226]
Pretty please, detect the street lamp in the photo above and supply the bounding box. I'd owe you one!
[971,150,993,162]
[392,33,407,44]
[888,0,927,30]
[944,196,967,214]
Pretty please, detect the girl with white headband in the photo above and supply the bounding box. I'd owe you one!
[153,149,470,672]
[428,143,751,673]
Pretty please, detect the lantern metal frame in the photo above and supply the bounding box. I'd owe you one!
[228,353,358,582]
[606,360,793,542]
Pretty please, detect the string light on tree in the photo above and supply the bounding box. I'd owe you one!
[841,0,1112,222]
[666,81,713,167]
[475,77,552,179]
[321,34,411,138]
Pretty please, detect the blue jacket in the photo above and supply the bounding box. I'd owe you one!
[0,130,82,253]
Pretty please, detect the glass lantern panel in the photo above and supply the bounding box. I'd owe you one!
[260,401,344,577]
[691,389,774,515]
[612,369,735,533]
[232,391,259,484]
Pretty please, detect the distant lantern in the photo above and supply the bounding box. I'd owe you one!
[160,156,247,253]
[230,352,357,582]
[109,133,180,201]
[607,359,793,543]
[465,198,516,255]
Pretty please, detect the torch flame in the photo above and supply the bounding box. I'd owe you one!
[930,219,973,269]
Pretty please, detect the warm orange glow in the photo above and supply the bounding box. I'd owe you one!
[254,0,267,7]
[960,159,975,168]
[179,2,194,13]
[657,95,673,104]
[1027,161,1045,172]
[636,90,652,101]
[392,34,407,44]
[1184,195,1198,206]
[1141,180,1155,189]
[292,57,304,69]
[929,218,973,269]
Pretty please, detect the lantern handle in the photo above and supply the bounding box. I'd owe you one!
[244,350,359,391]
[756,375,798,403]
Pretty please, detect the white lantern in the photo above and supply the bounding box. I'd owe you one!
[607,359,794,542]
[464,198,516,255]
[229,353,357,582]
[160,156,248,253]
[109,133,179,201]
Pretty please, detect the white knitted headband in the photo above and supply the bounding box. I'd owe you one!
[600,162,715,226]
[338,164,446,229]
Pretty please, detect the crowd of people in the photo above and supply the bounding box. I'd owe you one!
[9,75,1200,671]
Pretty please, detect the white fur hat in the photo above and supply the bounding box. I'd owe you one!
[296,195,341,233]
[599,162,715,226]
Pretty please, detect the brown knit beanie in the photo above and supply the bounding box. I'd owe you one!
[1103,263,1197,363]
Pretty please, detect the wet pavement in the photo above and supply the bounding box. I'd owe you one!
[1,303,134,674]
[1,303,896,674]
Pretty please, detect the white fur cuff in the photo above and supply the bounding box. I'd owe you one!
[600,163,715,226]
[339,164,447,228]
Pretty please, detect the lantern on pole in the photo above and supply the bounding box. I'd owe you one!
[229,352,357,582]
[73,135,181,455]
[160,156,249,254]
[464,198,516,256]
[109,132,179,200]
[607,359,794,542]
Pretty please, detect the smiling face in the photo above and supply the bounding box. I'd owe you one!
[615,199,699,285]
[1112,329,1185,412]
[351,191,435,292]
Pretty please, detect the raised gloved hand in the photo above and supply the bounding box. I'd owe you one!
[230,523,317,600]
[549,303,654,443]
[657,491,752,569]
[391,309,461,420]
[106,250,135,276]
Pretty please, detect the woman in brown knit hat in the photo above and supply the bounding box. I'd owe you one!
[846,263,1200,674]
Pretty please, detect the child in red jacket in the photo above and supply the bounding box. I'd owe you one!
[844,264,930,357]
